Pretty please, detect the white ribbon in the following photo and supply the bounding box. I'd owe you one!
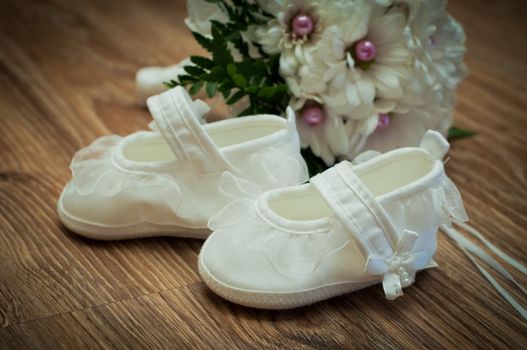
[366,229,434,300]
[441,221,527,320]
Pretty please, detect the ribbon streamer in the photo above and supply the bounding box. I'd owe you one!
[441,221,527,320]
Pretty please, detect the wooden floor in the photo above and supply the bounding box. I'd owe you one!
[0,0,526,349]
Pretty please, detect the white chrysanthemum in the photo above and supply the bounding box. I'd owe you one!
[296,1,368,91]
[255,0,353,79]
[345,116,380,157]
[410,0,467,93]
[185,0,228,36]
[304,2,412,120]
[374,0,422,13]
[343,68,452,157]
[290,97,349,165]
[286,1,421,162]
[361,93,452,153]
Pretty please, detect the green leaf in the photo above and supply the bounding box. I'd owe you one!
[268,54,281,73]
[256,86,274,100]
[189,81,204,95]
[191,31,214,51]
[252,60,268,76]
[218,80,234,99]
[238,104,254,116]
[246,85,258,94]
[226,90,246,105]
[175,74,195,84]
[210,21,233,65]
[257,84,287,102]
[202,66,226,82]
[301,148,329,177]
[190,56,214,69]
[233,38,250,56]
[226,64,247,87]
[167,75,195,86]
[232,74,247,87]
[183,65,206,78]
[448,127,476,140]
[210,20,227,36]
[177,0,285,118]
[257,76,269,88]
[205,81,218,98]
[164,80,178,89]
[226,64,237,78]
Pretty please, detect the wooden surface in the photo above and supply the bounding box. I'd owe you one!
[0,0,526,349]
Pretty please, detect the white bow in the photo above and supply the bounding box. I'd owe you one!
[365,230,434,300]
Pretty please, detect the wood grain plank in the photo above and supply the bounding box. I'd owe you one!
[0,0,526,348]
[1,279,526,349]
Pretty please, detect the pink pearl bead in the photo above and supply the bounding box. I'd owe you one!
[428,36,438,48]
[376,114,390,131]
[355,40,376,62]
[301,104,326,127]
[291,13,314,37]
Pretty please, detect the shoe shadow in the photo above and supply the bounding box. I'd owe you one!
[59,221,202,248]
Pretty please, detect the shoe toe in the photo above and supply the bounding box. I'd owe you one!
[199,229,298,293]
[58,181,114,226]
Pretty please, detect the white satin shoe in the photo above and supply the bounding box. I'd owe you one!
[199,130,469,309]
[58,86,308,240]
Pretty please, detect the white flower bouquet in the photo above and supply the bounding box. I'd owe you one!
[166,0,472,174]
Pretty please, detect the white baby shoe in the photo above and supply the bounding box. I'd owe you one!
[58,86,308,240]
[199,130,469,309]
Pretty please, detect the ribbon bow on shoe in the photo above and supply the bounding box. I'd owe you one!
[365,230,434,300]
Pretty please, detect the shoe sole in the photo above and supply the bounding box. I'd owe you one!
[57,197,210,240]
[197,248,379,310]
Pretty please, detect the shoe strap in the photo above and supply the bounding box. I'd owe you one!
[311,161,434,300]
[147,87,232,174]
[311,162,399,259]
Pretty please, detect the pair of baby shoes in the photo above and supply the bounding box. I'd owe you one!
[58,87,469,309]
